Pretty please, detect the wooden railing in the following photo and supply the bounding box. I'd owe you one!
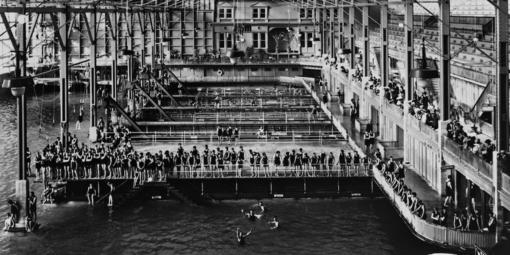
[373,167,496,249]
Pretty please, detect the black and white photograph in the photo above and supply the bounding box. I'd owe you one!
[0,0,509,254]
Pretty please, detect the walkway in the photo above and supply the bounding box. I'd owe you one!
[302,78,495,249]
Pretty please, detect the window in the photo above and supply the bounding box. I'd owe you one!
[307,32,313,47]
[300,32,305,47]
[219,8,233,19]
[307,9,313,18]
[219,33,232,48]
[300,9,305,18]
[252,32,266,48]
[252,8,266,19]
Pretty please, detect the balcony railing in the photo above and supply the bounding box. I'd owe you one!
[373,167,496,249]
[443,137,493,180]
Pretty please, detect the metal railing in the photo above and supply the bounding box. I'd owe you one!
[373,167,496,249]
[167,163,371,179]
[122,130,345,145]
[443,137,493,180]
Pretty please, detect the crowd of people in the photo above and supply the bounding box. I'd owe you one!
[446,120,496,163]
[408,91,440,129]
[377,157,428,220]
[4,193,38,232]
[376,157,496,232]
[33,133,371,183]
[34,125,133,184]
[216,126,240,143]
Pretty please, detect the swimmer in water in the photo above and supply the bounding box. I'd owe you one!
[236,227,252,245]
[254,201,265,213]
[241,209,262,221]
[268,216,279,230]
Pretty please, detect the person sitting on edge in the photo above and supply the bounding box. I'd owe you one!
[3,213,14,231]
[25,215,38,232]
[453,212,463,230]
[431,208,440,225]
[268,216,279,230]
[236,227,252,245]
[7,200,19,223]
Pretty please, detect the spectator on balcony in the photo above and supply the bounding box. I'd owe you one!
[412,200,426,219]
[468,182,479,211]
[467,211,481,231]
[453,212,463,230]
[484,212,496,232]
[444,175,454,208]
[431,208,440,224]
[439,207,448,227]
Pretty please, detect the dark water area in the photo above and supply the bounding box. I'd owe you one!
[1,198,448,255]
[0,92,451,254]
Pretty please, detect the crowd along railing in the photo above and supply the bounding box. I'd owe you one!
[442,137,493,180]
[373,167,496,249]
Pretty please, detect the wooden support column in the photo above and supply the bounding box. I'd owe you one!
[126,10,134,83]
[379,2,388,140]
[493,0,508,243]
[329,7,334,56]
[338,1,344,51]
[111,11,118,100]
[436,0,451,196]
[87,11,97,128]
[495,0,509,152]
[348,5,355,69]
[151,12,157,68]
[404,0,414,101]
[57,9,69,147]
[362,5,369,77]
[439,0,450,121]
[403,0,413,164]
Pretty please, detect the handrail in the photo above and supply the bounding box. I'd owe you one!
[168,164,371,179]
[373,167,496,249]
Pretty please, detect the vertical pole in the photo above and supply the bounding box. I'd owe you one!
[329,7,335,56]
[127,11,134,85]
[403,0,413,163]
[437,0,451,196]
[439,0,450,121]
[348,5,355,69]
[404,0,414,101]
[362,5,369,77]
[338,1,344,51]
[151,12,157,69]
[59,8,69,148]
[380,3,388,139]
[112,11,118,100]
[90,11,97,128]
[495,0,509,152]
[494,0,508,243]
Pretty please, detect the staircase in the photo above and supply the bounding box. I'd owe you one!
[104,96,144,133]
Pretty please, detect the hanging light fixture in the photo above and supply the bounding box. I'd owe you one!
[411,37,440,96]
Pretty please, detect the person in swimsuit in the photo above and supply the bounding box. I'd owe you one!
[86,183,96,206]
[236,228,252,245]
[107,182,114,207]
[241,209,262,221]
[268,216,279,230]
[273,151,281,176]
